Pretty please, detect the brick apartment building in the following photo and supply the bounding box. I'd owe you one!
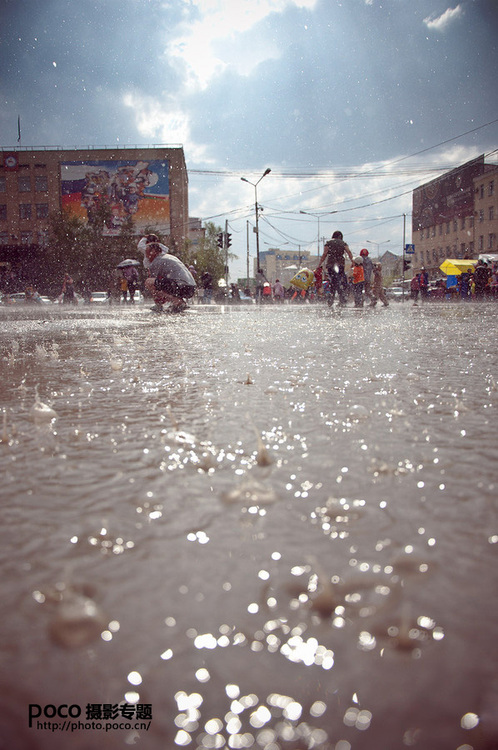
[0,145,190,279]
[412,154,498,277]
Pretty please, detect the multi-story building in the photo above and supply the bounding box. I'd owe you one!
[474,168,498,257]
[258,247,314,286]
[0,145,189,277]
[412,154,498,276]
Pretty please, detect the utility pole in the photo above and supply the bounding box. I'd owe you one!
[246,220,250,287]
[402,213,406,302]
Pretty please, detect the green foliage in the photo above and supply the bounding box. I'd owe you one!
[188,221,235,282]
[44,209,140,293]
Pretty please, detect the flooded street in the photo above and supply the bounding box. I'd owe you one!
[1,302,497,750]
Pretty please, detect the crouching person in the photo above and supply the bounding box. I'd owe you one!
[145,241,196,313]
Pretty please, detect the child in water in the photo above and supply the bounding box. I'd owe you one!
[352,257,365,307]
[370,263,389,307]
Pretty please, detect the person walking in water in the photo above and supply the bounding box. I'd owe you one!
[351,256,365,307]
[360,248,373,300]
[369,262,389,307]
[316,230,353,307]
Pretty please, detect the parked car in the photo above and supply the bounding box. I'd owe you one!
[386,286,405,301]
[90,291,110,304]
[237,291,255,304]
[5,292,52,304]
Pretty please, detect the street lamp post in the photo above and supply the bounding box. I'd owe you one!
[300,210,322,259]
[241,168,271,274]
[367,239,390,261]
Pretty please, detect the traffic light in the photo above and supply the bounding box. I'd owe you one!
[226,233,232,249]
[217,232,224,249]
[403,259,411,272]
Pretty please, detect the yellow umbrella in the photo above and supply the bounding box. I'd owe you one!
[439,258,477,276]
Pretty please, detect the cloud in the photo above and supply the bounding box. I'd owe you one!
[166,0,317,89]
[423,5,464,32]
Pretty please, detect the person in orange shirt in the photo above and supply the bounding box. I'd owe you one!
[352,257,365,307]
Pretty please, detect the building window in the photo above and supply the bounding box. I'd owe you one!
[446,222,450,234]
[38,230,49,246]
[36,203,49,219]
[460,217,465,230]
[479,184,484,199]
[489,234,496,250]
[453,219,458,232]
[478,235,484,251]
[21,231,32,245]
[19,203,32,220]
[18,175,31,192]
[0,204,6,221]
[0,231,8,245]
[479,210,484,223]
[489,206,494,221]
[460,243,466,256]
[35,175,48,192]
[439,224,443,235]
[0,177,6,192]
[469,216,474,228]
[431,226,436,237]
[489,180,494,197]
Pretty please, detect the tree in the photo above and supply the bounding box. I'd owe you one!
[190,222,236,282]
[43,209,139,294]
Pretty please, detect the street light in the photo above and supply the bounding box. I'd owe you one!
[300,210,322,259]
[367,239,390,261]
[241,168,271,273]
[300,210,337,259]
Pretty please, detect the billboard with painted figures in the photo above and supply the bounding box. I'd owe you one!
[61,159,170,235]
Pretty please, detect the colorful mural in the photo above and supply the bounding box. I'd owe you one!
[61,159,170,235]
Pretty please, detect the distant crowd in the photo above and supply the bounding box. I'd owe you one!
[2,232,497,308]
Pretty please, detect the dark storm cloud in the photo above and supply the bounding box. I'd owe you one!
[0,0,183,144]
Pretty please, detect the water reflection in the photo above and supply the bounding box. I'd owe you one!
[0,305,497,749]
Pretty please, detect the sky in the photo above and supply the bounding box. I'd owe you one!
[1,0,497,278]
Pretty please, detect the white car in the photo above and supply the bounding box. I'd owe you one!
[387,286,405,300]
[90,291,110,304]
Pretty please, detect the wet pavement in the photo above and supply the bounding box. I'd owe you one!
[0,301,497,750]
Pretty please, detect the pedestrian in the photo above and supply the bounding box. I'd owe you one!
[473,260,490,299]
[273,278,285,302]
[316,230,354,307]
[138,233,168,271]
[201,270,213,304]
[359,248,373,300]
[458,268,473,300]
[120,274,128,304]
[144,241,196,314]
[262,282,272,302]
[351,256,365,307]
[410,274,420,305]
[61,273,76,304]
[313,265,323,299]
[121,264,140,303]
[369,262,389,307]
[419,267,429,300]
[230,283,241,302]
[255,268,267,303]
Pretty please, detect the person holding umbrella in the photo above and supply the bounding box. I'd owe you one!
[117,259,140,304]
